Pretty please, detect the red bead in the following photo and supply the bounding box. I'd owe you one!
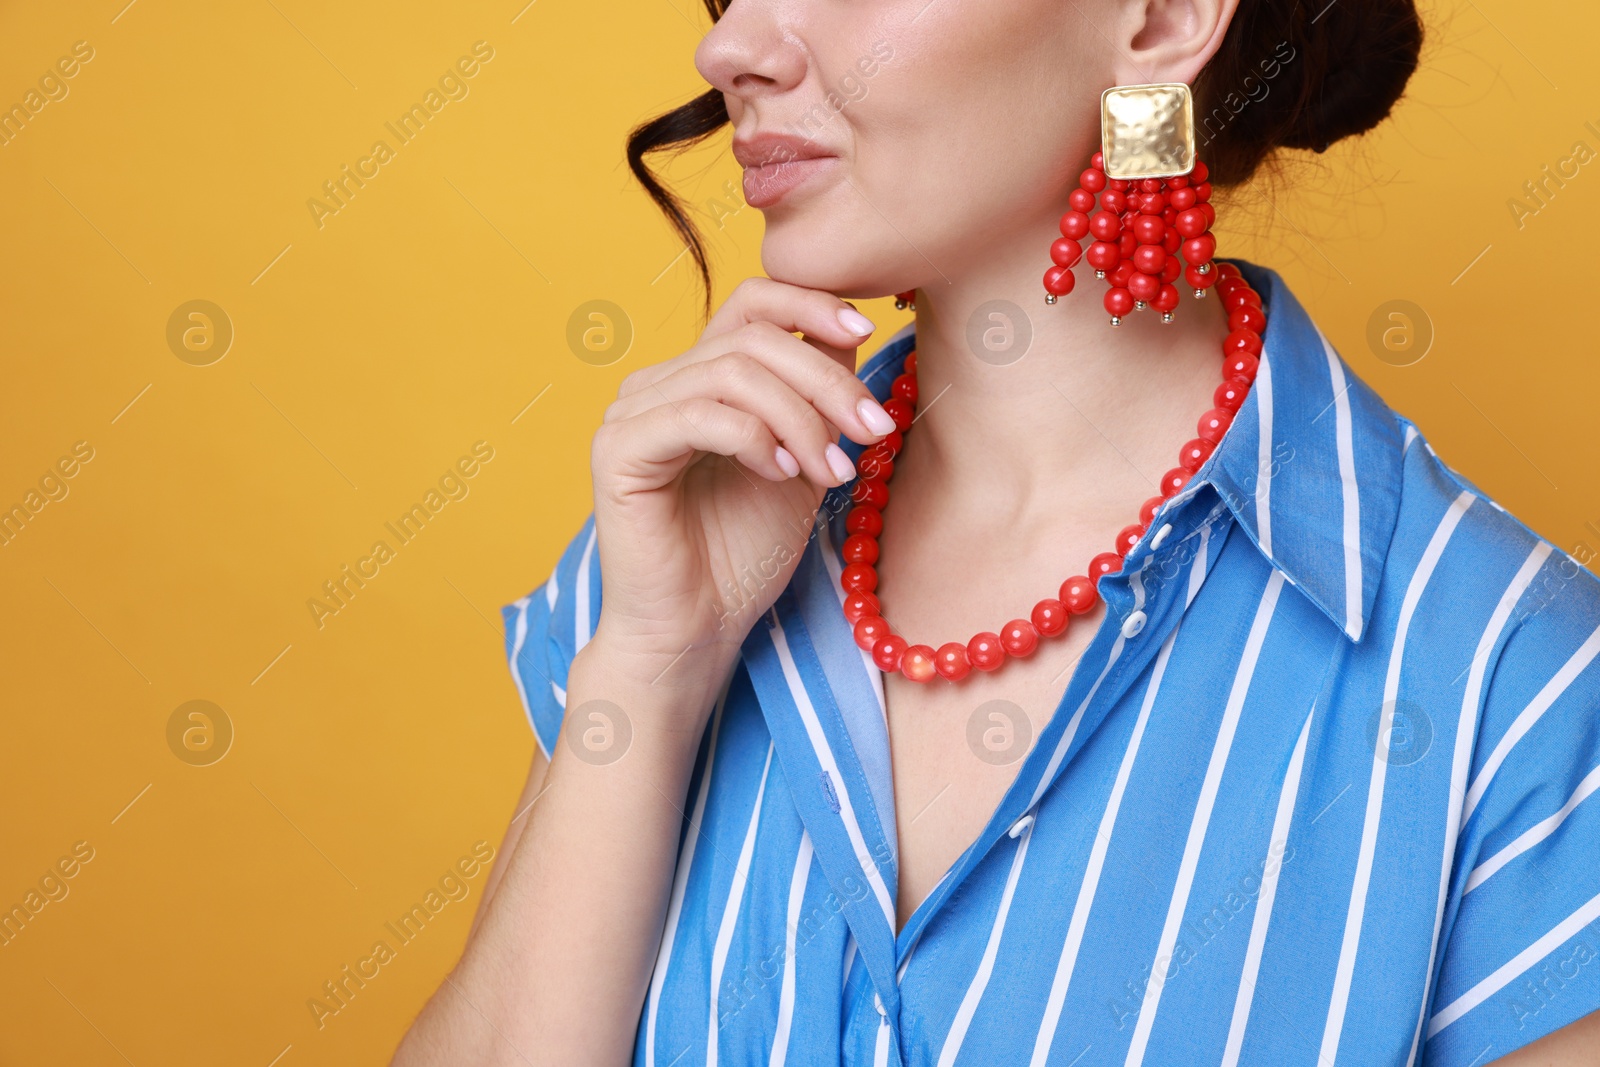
[1089,552,1124,578]
[1178,437,1216,472]
[1214,379,1248,413]
[1162,229,1182,255]
[872,633,906,672]
[1167,175,1190,189]
[1060,576,1098,614]
[1000,619,1039,657]
[1139,495,1165,526]
[1060,211,1091,240]
[1198,202,1216,227]
[1154,283,1181,312]
[1133,245,1167,275]
[901,644,937,682]
[1223,329,1264,357]
[853,613,889,650]
[1182,234,1218,265]
[901,350,916,374]
[1229,305,1267,335]
[1222,351,1260,384]
[1216,276,1245,297]
[1079,167,1107,193]
[1223,288,1262,312]
[841,533,878,565]
[850,478,887,509]
[1086,241,1120,271]
[967,632,1007,671]
[935,642,972,681]
[846,506,883,537]
[1191,161,1209,184]
[1100,189,1126,215]
[1185,263,1219,291]
[842,563,878,594]
[883,398,914,431]
[1132,215,1165,244]
[1116,523,1147,557]
[1175,208,1209,238]
[1105,288,1135,317]
[1196,407,1235,444]
[1050,238,1084,268]
[843,591,880,624]
[1140,191,1167,215]
[1044,265,1076,296]
[1091,150,1104,170]
[1215,260,1241,279]
[1128,271,1160,302]
[1118,232,1139,258]
[1160,467,1192,498]
[1107,177,1129,192]
[891,373,917,403]
[1162,206,1178,227]
[1089,212,1121,241]
[1140,178,1163,194]
[1168,186,1197,211]
[1032,598,1069,636]
[1108,260,1136,289]
[1068,188,1096,213]
[858,450,893,483]
[1193,181,1213,202]
[882,428,903,453]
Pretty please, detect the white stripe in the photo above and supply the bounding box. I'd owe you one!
[769,832,814,1067]
[507,595,542,755]
[873,1012,892,1067]
[645,681,732,1067]
[1403,424,1419,453]
[545,565,560,610]
[769,618,897,928]
[1254,347,1274,557]
[1318,331,1364,640]
[1031,536,1210,1067]
[1319,491,1474,1065]
[1467,762,1600,895]
[939,819,1036,1067]
[1125,568,1286,1067]
[706,744,775,1067]
[1221,703,1316,1067]
[1462,621,1600,823]
[1404,543,1551,1067]
[1428,887,1600,1036]
[574,525,597,654]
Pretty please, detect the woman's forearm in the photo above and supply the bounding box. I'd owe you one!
[391,638,734,1067]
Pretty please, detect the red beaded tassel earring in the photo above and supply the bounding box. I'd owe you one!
[894,290,917,311]
[1043,82,1219,324]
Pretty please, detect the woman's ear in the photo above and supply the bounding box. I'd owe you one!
[1111,0,1241,87]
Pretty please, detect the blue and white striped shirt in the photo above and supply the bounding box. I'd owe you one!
[503,261,1600,1066]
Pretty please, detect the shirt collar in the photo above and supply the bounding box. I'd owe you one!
[835,260,1407,643]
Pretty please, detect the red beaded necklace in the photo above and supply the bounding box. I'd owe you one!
[838,262,1267,683]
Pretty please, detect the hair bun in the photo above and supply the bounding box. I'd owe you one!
[1194,0,1424,184]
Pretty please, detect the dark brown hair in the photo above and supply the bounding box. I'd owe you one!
[626,0,1424,320]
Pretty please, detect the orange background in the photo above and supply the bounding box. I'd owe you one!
[0,0,1595,1063]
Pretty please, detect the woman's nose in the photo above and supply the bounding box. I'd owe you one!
[694,1,808,101]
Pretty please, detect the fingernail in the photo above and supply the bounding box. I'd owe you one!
[837,307,876,337]
[857,397,896,435]
[825,442,856,484]
[774,445,800,478]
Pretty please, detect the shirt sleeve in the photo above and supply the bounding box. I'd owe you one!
[500,513,601,759]
[1422,558,1600,1066]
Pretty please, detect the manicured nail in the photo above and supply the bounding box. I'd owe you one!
[824,442,856,484]
[837,307,876,337]
[857,397,896,435]
[774,445,800,478]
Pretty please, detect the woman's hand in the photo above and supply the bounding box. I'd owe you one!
[588,276,896,685]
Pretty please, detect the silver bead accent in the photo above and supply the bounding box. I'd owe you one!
[1134,300,1148,311]
[1095,270,1106,280]
[1193,288,1207,299]
[1109,315,1122,327]
[1161,312,1176,324]
[894,298,908,310]
[1197,262,1212,274]
[1045,293,1057,305]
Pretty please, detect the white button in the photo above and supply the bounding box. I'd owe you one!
[1008,814,1035,839]
[1121,610,1148,639]
[1149,523,1173,550]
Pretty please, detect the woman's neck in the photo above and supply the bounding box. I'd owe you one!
[895,253,1232,524]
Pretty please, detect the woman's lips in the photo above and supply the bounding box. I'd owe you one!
[741,155,839,208]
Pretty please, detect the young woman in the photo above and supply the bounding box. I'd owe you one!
[393,0,1600,1063]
